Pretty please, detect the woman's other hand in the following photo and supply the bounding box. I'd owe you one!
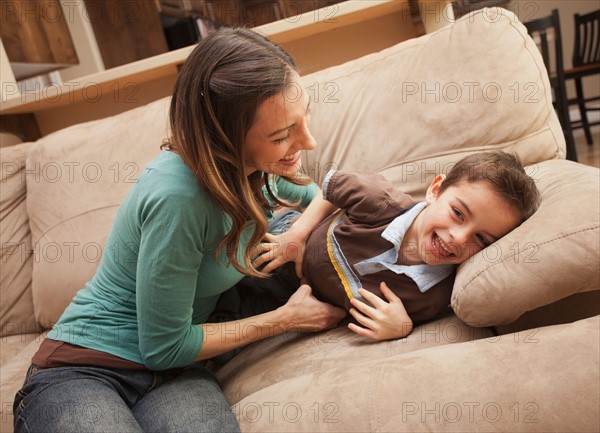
[278,284,346,332]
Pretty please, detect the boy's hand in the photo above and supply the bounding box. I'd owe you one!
[253,230,306,277]
[348,283,413,340]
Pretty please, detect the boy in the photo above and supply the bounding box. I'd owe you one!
[253,151,540,340]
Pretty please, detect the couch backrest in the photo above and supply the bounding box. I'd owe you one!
[302,7,565,199]
[25,100,169,327]
[11,7,567,329]
[0,142,41,337]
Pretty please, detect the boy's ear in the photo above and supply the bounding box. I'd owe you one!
[425,175,446,204]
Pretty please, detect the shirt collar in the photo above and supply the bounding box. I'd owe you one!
[353,202,455,293]
[381,201,427,250]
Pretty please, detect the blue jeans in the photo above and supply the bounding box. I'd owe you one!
[267,209,301,236]
[13,363,240,433]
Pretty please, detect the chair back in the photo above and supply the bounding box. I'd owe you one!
[573,9,600,67]
[524,9,565,77]
[523,9,577,161]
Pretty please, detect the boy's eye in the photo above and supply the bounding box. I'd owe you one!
[476,234,490,247]
[452,207,464,221]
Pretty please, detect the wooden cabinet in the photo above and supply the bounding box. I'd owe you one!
[0,0,78,79]
[452,0,510,18]
[157,0,344,27]
[85,0,169,69]
[1,0,430,138]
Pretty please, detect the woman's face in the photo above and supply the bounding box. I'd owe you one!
[244,71,316,178]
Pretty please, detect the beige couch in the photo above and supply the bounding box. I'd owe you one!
[1,8,599,432]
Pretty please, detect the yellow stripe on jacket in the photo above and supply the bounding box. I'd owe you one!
[326,210,355,300]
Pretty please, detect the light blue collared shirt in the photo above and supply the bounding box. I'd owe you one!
[353,202,455,293]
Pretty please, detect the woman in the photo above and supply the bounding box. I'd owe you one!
[13,28,345,433]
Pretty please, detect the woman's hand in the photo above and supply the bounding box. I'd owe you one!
[278,284,346,332]
[348,283,413,340]
[254,192,338,278]
[197,284,345,361]
[253,228,307,277]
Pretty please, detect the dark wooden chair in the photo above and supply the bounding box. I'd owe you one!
[524,9,578,161]
[564,9,600,145]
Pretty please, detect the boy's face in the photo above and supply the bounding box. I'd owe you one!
[405,176,521,266]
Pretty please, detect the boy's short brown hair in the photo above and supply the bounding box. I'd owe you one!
[439,151,540,222]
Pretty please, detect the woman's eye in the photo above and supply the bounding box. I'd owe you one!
[273,133,291,144]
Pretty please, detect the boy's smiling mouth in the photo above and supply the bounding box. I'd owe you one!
[433,232,454,258]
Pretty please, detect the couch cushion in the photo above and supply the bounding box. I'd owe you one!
[0,142,41,337]
[452,159,600,326]
[494,291,600,335]
[217,313,493,405]
[0,332,46,433]
[231,315,599,432]
[302,7,564,200]
[26,98,169,327]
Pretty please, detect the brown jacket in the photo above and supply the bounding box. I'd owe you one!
[302,170,454,323]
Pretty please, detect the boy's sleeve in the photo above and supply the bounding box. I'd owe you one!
[273,176,318,210]
[323,170,414,224]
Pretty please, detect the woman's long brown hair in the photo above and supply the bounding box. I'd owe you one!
[166,28,309,278]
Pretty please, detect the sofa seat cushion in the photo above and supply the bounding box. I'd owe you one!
[25,98,169,327]
[452,159,600,326]
[229,315,599,432]
[0,333,45,367]
[0,332,46,433]
[302,7,564,199]
[217,312,493,405]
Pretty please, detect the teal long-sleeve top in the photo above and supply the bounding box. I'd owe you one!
[47,150,317,370]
